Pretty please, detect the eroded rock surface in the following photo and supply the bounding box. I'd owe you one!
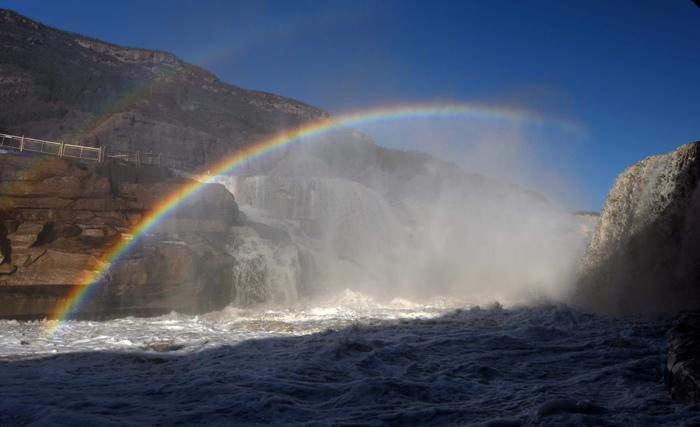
[667,313,700,403]
[575,142,700,314]
[0,154,241,319]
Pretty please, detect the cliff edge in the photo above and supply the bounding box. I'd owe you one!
[575,142,700,314]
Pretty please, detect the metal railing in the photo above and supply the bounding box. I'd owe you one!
[0,133,104,162]
[0,133,183,168]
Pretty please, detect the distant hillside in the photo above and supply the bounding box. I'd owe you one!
[0,9,547,203]
[0,9,326,170]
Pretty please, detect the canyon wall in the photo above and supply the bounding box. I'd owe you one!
[575,142,700,314]
[0,154,241,319]
[0,8,325,171]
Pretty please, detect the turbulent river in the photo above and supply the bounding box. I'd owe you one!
[0,291,696,426]
[0,169,695,425]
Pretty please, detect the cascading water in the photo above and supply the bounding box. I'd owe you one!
[220,175,413,300]
[1,142,682,427]
[215,169,586,307]
[227,226,301,306]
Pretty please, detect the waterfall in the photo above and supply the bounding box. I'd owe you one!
[227,227,300,306]
[215,169,584,307]
[218,175,412,300]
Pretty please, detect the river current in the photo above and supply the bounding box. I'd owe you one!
[0,291,696,426]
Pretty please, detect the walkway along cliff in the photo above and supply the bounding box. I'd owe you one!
[0,132,183,168]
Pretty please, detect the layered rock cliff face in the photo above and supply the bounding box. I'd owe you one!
[0,8,467,188]
[576,142,700,314]
[0,8,325,170]
[0,8,588,319]
[0,8,500,318]
[0,154,242,319]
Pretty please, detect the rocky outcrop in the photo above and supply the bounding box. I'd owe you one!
[572,143,700,404]
[0,153,241,319]
[667,313,700,403]
[575,142,700,314]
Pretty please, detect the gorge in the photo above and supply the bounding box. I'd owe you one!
[0,8,587,318]
[0,6,699,426]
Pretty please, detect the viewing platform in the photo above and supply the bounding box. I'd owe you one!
[0,132,169,167]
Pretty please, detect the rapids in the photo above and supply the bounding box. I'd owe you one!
[0,295,695,425]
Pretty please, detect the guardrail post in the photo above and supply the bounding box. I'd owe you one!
[19,136,25,152]
[136,150,141,167]
[59,142,64,158]
[99,146,106,163]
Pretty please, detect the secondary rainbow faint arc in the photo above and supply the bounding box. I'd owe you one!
[43,102,569,335]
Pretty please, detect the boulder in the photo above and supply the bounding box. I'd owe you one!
[667,313,700,403]
[0,155,242,319]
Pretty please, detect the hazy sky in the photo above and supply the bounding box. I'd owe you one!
[3,0,699,210]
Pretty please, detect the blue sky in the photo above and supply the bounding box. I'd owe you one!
[3,0,699,210]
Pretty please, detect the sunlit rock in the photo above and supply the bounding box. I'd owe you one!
[575,142,700,314]
[0,155,242,319]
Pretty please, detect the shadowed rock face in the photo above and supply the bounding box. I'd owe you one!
[0,154,242,319]
[0,8,474,188]
[0,8,326,170]
[667,313,700,403]
[575,142,700,314]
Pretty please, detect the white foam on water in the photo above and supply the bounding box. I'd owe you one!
[0,295,695,425]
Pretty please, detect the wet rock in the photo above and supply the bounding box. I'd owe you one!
[667,312,700,403]
[576,142,700,314]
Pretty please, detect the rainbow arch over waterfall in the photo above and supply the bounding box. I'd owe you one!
[43,102,573,335]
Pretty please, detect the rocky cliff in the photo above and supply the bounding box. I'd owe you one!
[0,8,471,188]
[0,8,587,319]
[0,153,242,319]
[0,8,490,319]
[575,142,700,314]
[573,142,700,403]
[0,8,325,171]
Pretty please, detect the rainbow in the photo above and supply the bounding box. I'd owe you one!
[43,102,572,335]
